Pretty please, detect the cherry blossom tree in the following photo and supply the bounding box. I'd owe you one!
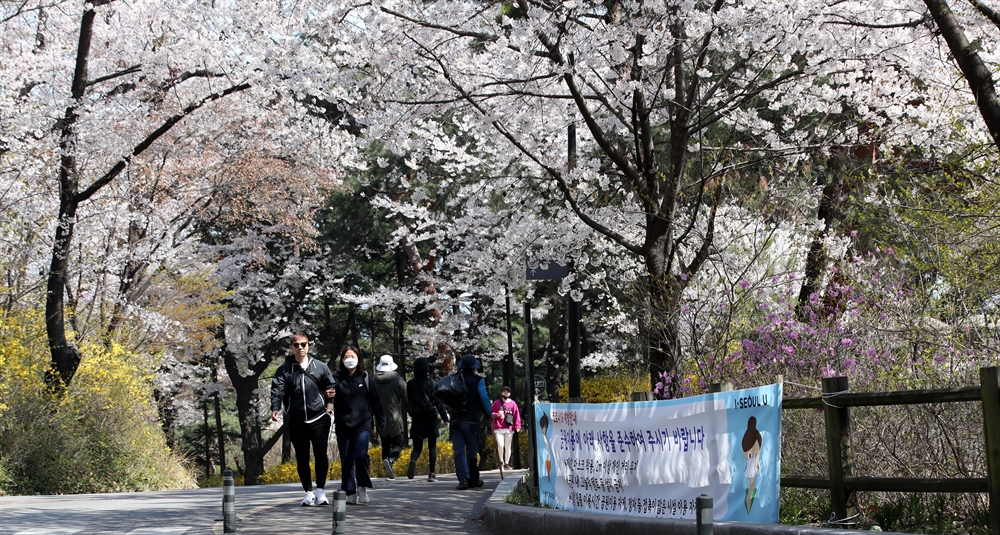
[309,0,995,390]
[1,0,353,388]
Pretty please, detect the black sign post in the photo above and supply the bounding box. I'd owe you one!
[523,258,582,487]
[523,299,537,488]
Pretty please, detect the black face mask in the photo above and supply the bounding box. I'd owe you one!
[501,393,510,399]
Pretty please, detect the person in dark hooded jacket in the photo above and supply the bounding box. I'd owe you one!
[332,346,386,505]
[405,356,449,481]
[450,354,492,490]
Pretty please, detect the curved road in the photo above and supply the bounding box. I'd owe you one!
[0,471,502,535]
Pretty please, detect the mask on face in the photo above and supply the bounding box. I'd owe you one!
[344,358,358,369]
[501,393,510,399]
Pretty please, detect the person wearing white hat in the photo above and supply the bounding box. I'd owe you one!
[373,354,409,480]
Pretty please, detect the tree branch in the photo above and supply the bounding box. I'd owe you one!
[76,82,251,203]
[969,0,1000,29]
[824,13,930,29]
[412,37,646,257]
[924,0,1000,150]
[682,182,724,281]
[86,64,142,87]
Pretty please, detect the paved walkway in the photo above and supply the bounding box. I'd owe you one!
[232,471,500,534]
[0,471,503,535]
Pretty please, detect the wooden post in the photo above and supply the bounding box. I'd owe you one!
[214,392,227,474]
[631,392,654,401]
[202,399,212,478]
[709,382,733,393]
[980,366,1000,535]
[822,376,856,522]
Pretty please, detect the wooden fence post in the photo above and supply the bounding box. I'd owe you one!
[709,382,733,393]
[823,376,857,523]
[981,366,1000,535]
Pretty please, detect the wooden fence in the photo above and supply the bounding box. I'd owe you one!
[759,366,1000,534]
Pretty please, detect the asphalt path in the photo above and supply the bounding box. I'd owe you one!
[0,471,502,535]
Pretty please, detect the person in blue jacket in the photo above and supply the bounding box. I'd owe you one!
[450,354,492,490]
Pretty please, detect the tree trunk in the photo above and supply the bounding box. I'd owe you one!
[230,368,266,484]
[643,275,683,398]
[44,6,96,388]
[796,162,844,320]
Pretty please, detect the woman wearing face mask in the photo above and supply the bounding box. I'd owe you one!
[332,346,386,505]
[491,386,520,471]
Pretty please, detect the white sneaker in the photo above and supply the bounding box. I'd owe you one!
[301,490,316,506]
[313,488,329,506]
[346,493,358,505]
[358,486,369,504]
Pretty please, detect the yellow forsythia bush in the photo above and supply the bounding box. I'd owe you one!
[0,307,195,494]
[557,371,651,403]
[262,441,457,484]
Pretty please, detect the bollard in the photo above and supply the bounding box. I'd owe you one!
[696,494,713,535]
[223,469,237,533]
[331,490,347,534]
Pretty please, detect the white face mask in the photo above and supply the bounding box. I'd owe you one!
[343,358,358,369]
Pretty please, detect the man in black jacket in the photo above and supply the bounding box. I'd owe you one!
[270,333,336,506]
[450,354,492,490]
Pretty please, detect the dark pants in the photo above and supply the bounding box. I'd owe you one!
[380,433,405,463]
[288,414,331,492]
[451,421,480,482]
[411,437,438,473]
[336,429,372,496]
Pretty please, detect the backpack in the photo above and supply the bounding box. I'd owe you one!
[433,372,467,412]
[410,380,438,419]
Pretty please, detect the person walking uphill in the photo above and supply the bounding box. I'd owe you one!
[373,355,409,480]
[332,346,386,505]
[406,356,449,481]
[269,333,337,507]
[450,354,492,490]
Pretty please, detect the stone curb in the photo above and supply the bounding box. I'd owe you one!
[483,473,915,535]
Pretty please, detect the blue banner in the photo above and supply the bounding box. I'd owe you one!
[534,383,782,522]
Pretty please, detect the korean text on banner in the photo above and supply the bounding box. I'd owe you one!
[534,383,781,522]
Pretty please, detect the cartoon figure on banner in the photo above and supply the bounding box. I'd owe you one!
[742,416,762,513]
[539,412,553,481]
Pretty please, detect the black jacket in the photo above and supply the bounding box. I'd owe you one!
[270,357,336,423]
[407,357,449,423]
[333,370,386,434]
[454,368,492,424]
